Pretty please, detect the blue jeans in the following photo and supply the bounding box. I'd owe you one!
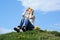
[19,17,34,30]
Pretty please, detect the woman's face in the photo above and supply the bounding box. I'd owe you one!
[27,9,32,14]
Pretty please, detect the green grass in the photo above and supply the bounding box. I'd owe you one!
[0,30,60,40]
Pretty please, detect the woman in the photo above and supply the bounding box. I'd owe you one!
[14,7,35,32]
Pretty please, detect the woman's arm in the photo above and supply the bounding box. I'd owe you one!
[22,11,27,18]
[28,9,35,19]
[28,13,35,19]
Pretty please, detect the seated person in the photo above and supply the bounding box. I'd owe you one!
[14,7,35,32]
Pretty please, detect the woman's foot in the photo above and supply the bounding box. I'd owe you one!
[18,26,21,29]
[22,26,26,32]
[14,27,20,32]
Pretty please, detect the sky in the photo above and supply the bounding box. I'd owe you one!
[0,0,60,34]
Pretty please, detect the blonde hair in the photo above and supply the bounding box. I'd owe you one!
[26,7,34,15]
[26,7,32,11]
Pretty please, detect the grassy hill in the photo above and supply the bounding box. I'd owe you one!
[0,30,60,40]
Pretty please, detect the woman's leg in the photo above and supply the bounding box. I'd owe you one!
[22,18,29,27]
[27,21,34,30]
[14,17,25,32]
[18,17,25,29]
[22,18,34,30]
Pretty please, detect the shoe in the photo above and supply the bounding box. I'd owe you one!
[14,27,20,32]
[18,26,21,29]
[22,26,26,32]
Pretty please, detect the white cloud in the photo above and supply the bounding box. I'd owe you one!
[54,23,60,27]
[0,27,12,34]
[47,24,60,32]
[18,0,60,12]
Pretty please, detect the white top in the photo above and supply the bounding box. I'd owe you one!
[22,11,35,25]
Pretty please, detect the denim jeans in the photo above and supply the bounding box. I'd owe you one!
[19,17,34,30]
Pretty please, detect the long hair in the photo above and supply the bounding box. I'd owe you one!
[26,7,34,15]
[32,9,34,15]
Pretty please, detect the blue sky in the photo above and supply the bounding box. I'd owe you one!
[0,0,60,34]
